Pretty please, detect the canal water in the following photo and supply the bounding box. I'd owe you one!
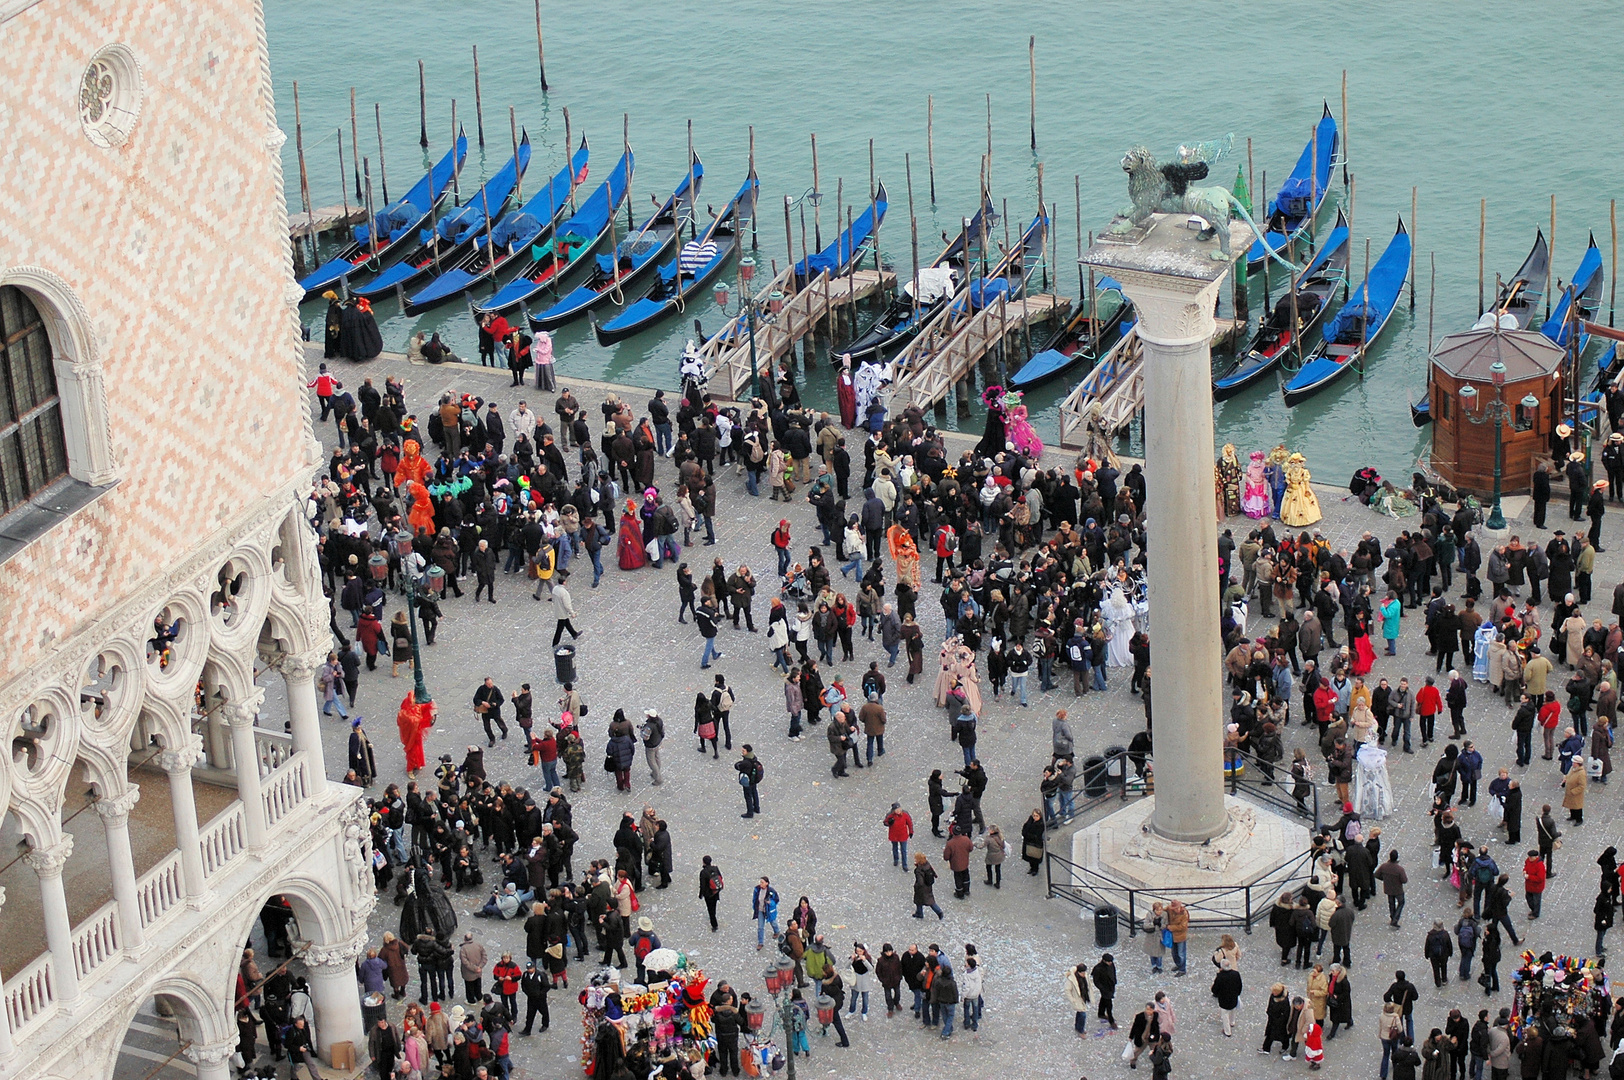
[268,0,1622,482]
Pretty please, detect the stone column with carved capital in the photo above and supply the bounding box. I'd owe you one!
[94,786,147,950]
[24,836,80,1003]
[159,734,209,898]
[278,648,331,795]
[184,1038,240,1080]
[1084,213,1231,844]
[302,935,366,1060]
[226,690,269,850]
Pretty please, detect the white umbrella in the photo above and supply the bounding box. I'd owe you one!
[642,948,680,973]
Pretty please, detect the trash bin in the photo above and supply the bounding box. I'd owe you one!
[1103,746,1127,785]
[1094,904,1119,947]
[554,644,576,684]
[361,992,387,1028]
[1082,754,1109,796]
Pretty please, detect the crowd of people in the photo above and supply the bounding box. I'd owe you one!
[277,344,1624,1080]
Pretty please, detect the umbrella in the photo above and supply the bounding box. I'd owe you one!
[642,948,680,973]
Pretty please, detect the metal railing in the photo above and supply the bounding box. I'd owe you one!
[1044,845,1319,936]
[1049,748,1322,833]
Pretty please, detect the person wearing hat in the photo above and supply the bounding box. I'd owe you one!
[1604,432,1624,504]
[629,916,661,984]
[1565,448,1589,521]
[458,933,487,1004]
[1586,479,1608,551]
[1532,460,1552,530]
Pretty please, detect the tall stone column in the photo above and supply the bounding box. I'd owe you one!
[227,689,269,851]
[160,734,209,900]
[93,786,146,952]
[303,936,366,1062]
[184,1039,238,1080]
[24,837,79,1004]
[0,886,14,1057]
[1083,215,1232,844]
[278,649,330,795]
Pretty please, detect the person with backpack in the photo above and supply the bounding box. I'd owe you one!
[1424,920,1455,987]
[1468,846,1499,917]
[1454,914,1479,983]
[735,746,764,819]
[751,875,779,949]
[699,856,724,932]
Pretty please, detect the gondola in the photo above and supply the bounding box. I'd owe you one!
[595,171,760,345]
[842,197,996,362]
[352,132,532,303]
[296,132,468,300]
[794,181,889,284]
[1246,103,1338,270]
[1008,277,1131,390]
[528,155,703,331]
[1540,234,1605,353]
[400,137,588,316]
[1281,216,1410,407]
[1214,209,1350,400]
[473,147,633,316]
[1411,229,1548,426]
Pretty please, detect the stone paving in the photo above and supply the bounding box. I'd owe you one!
[297,346,1622,1080]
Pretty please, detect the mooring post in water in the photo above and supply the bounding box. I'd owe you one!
[748,125,759,249]
[450,100,460,205]
[1610,198,1616,327]
[1035,163,1046,292]
[1548,194,1556,320]
[509,107,522,203]
[985,93,993,194]
[1410,186,1417,309]
[869,139,881,282]
[472,46,485,150]
[1478,198,1485,316]
[927,96,936,205]
[293,81,316,269]
[1346,176,1356,300]
[1260,170,1270,315]
[1428,252,1436,356]
[534,0,549,91]
[1029,36,1037,151]
[1246,137,1254,209]
[810,133,823,251]
[562,107,574,210]
[1075,176,1084,298]
[1341,69,1349,194]
[375,103,389,204]
[336,126,352,223]
[350,88,362,202]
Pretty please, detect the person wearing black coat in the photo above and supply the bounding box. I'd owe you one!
[1391,1038,1422,1080]
[1263,986,1293,1053]
[1210,962,1243,1036]
[1092,955,1119,1029]
[519,963,550,1034]
[1020,811,1045,875]
[649,821,674,889]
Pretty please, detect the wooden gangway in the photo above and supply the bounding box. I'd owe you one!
[698,265,895,400]
[889,293,1070,411]
[1055,319,1243,450]
[289,203,367,241]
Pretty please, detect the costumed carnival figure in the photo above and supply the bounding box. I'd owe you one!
[1351,742,1393,820]
[1216,443,1243,517]
[1279,452,1323,527]
[1242,449,1272,518]
[1265,445,1290,518]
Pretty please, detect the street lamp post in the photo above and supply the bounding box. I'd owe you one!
[1459,360,1539,532]
[394,535,434,705]
[745,960,799,1080]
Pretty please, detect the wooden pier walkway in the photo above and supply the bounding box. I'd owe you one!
[889,293,1070,411]
[699,265,895,400]
[290,204,366,241]
[1055,318,1243,450]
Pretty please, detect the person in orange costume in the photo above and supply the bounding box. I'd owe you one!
[396,691,435,778]
[887,523,921,590]
[394,439,430,489]
[406,480,435,536]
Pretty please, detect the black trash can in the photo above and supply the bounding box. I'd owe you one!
[554,644,577,684]
[1094,904,1119,947]
[1103,746,1128,785]
[1082,754,1109,796]
[361,991,388,1028]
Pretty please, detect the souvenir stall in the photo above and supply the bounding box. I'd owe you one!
[1507,953,1612,1040]
[579,956,716,1077]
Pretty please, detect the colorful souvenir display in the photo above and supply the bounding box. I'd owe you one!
[1507,952,1611,1040]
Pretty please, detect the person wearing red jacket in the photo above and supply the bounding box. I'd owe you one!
[493,953,523,1022]
[934,524,957,583]
[772,519,793,577]
[885,803,915,868]
[1537,691,1563,760]
[1522,852,1548,918]
[1415,676,1444,747]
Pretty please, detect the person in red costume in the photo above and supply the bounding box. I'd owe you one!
[396,692,435,778]
[394,438,430,489]
[406,480,435,537]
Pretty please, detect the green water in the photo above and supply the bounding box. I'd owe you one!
[268,0,1622,483]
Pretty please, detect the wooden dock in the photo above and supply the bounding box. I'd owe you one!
[1055,318,1243,450]
[699,265,895,400]
[290,204,366,242]
[889,293,1070,411]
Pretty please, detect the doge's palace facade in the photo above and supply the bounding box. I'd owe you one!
[0,1,368,1077]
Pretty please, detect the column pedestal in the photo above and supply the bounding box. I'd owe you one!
[303,937,366,1063]
[184,1039,238,1080]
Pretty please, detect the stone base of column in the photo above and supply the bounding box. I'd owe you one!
[1067,795,1311,923]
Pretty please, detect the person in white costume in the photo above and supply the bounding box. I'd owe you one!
[1103,587,1137,668]
[1352,742,1393,820]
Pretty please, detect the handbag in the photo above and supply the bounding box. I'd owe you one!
[603,754,616,773]
[1023,843,1044,860]
[698,722,717,740]
[1161,928,1174,948]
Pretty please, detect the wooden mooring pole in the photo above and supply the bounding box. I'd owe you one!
[534,0,549,91]
[472,46,485,149]
[418,61,428,148]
